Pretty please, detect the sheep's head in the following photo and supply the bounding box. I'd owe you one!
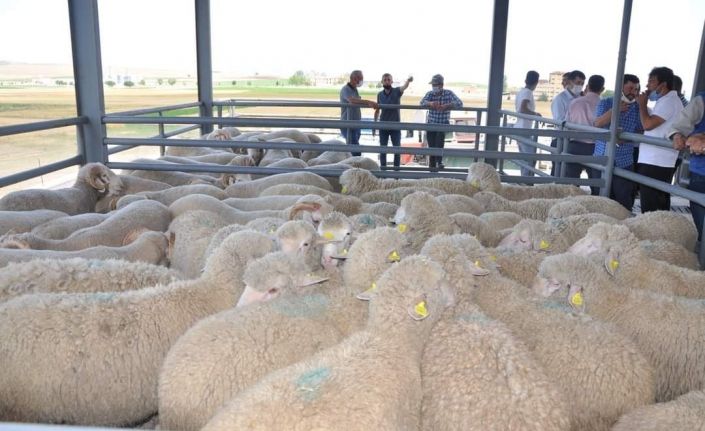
[448,233,499,274]
[344,227,405,294]
[568,223,636,272]
[362,256,452,327]
[546,200,588,221]
[472,191,507,212]
[206,129,232,141]
[394,192,448,235]
[316,212,353,269]
[498,219,554,252]
[532,253,606,313]
[466,162,501,192]
[290,195,332,227]
[219,155,256,186]
[237,251,327,308]
[80,163,114,194]
[0,231,31,249]
[339,168,376,195]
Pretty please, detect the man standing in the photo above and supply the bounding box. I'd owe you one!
[514,71,542,177]
[340,70,378,156]
[563,74,605,195]
[670,91,705,245]
[551,70,586,176]
[636,67,684,212]
[593,74,642,211]
[420,74,463,171]
[374,73,412,168]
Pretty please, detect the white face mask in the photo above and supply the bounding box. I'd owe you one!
[571,84,583,95]
[621,92,636,104]
[357,80,364,88]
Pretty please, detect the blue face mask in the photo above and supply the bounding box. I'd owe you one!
[648,90,661,102]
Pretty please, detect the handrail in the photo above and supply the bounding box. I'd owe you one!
[216,98,488,113]
[105,102,202,117]
[0,117,87,137]
[0,155,83,188]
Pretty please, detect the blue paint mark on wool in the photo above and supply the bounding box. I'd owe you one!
[455,312,491,324]
[91,292,117,302]
[541,300,573,313]
[295,366,331,402]
[272,293,330,318]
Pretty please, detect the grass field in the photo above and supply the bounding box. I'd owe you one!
[0,84,553,195]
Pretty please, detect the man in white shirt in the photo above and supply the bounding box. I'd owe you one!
[635,67,685,212]
[550,70,585,176]
[514,70,541,177]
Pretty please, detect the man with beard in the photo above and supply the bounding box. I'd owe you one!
[592,74,643,211]
[374,73,412,168]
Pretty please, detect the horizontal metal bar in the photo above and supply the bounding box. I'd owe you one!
[507,135,560,153]
[105,102,201,117]
[562,121,610,133]
[215,99,486,113]
[619,131,674,149]
[499,109,559,125]
[0,117,87,137]
[614,166,705,206]
[0,155,83,188]
[105,125,203,156]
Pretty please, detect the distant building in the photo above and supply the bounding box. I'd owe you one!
[535,71,565,100]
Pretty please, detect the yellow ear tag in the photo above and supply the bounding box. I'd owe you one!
[269,228,275,234]
[356,282,377,300]
[388,250,401,262]
[570,292,584,307]
[322,231,334,240]
[474,260,483,268]
[341,186,348,194]
[489,255,497,261]
[397,223,407,233]
[610,259,619,271]
[539,240,550,250]
[414,301,428,318]
[470,179,480,188]
[342,248,348,255]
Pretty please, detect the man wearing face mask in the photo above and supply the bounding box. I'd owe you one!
[374,73,412,168]
[420,74,463,171]
[340,70,379,156]
[635,67,684,212]
[593,74,642,211]
[551,70,586,176]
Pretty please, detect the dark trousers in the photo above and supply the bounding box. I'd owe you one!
[550,138,558,176]
[565,140,600,195]
[636,163,676,212]
[379,130,401,168]
[340,128,361,156]
[426,131,445,169]
[611,165,636,212]
[689,171,705,243]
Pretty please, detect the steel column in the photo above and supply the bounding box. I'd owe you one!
[692,19,705,96]
[484,0,510,167]
[195,0,214,135]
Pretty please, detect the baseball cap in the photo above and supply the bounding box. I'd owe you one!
[429,74,444,85]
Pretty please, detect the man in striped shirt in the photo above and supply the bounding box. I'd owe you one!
[420,74,463,170]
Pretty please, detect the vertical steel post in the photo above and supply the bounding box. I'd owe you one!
[68,0,107,163]
[485,0,510,167]
[195,0,214,135]
[603,0,633,197]
[693,19,705,96]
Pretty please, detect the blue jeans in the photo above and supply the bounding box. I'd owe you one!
[340,128,361,156]
[689,171,705,242]
[379,130,401,167]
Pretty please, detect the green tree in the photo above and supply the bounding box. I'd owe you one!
[123,80,134,87]
[139,79,146,86]
[231,80,237,86]
[288,70,310,86]
[275,81,280,86]
[247,81,252,86]
[157,78,163,85]
[55,80,66,85]
[168,78,176,86]
[105,80,116,87]
[537,92,548,102]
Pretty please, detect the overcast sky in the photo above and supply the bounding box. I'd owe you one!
[1,0,704,94]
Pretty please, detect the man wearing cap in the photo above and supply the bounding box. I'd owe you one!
[420,74,463,170]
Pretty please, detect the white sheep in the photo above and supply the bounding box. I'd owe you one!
[301,137,344,162]
[0,209,68,235]
[258,183,333,198]
[0,200,171,251]
[478,210,523,231]
[621,210,698,251]
[340,167,481,196]
[115,184,227,210]
[158,227,403,431]
[0,230,274,425]
[611,390,705,431]
[359,186,445,205]
[201,256,451,431]
[222,194,302,211]
[467,161,586,200]
[272,220,322,274]
[317,211,353,269]
[30,212,110,240]
[435,193,484,215]
[94,174,171,213]
[0,257,180,303]
[0,163,115,215]
[167,210,229,279]
[225,171,332,198]
[534,253,705,401]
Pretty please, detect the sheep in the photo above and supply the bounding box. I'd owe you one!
[128,161,219,187]
[474,191,633,220]
[159,152,241,165]
[0,163,115,215]
[304,162,355,190]
[416,237,570,431]
[317,211,353,269]
[435,193,484,215]
[534,252,705,401]
[200,256,450,431]
[359,186,445,205]
[493,249,547,287]
[257,138,297,167]
[611,390,705,431]
[0,258,180,303]
[323,194,399,219]
[393,192,501,252]
[169,193,329,227]
[467,161,586,200]
[306,140,353,166]
[0,209,68,235]
[0,229,171,269]
[258,183,333,198]
[225,171,332,198]
[115,184,227,210]
[478,210,523,231]
[0,230,274,426]
[94,174,171,213]
[223,194,302,211]
[274,220,322,273]
[340,167,481,196]
[301,137,343,162]
[349,213,390,234]
[251,157,308,180]
[253,129,311,159]
[459,246,656,431]
[568,223,705,296]
[167,210,229,279]
[30,212,110,240]
[164,129,239,157]
[0,200,171,251]
[210,155,257,188]
[621,210,698,251]
[546,200,591,220]
[158,227,404,431]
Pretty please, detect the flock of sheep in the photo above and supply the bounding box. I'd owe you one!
[0,126,703,430]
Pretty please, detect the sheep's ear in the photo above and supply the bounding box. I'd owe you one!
[604,246,621,277]
[220,173,236,187]
[88,165,110,192]
[470,260,490,276]
[356,282,378,301]
[567,283,586,313]
[330,248,350,260]
[167,231,176,259]
[0,233,30,249]
[407,294,431,321]
[297,274,329,287]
